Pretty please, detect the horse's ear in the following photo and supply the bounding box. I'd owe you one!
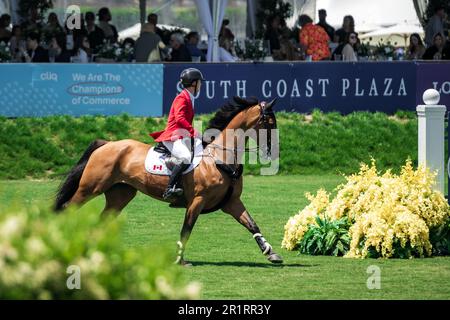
[265,98,277,110]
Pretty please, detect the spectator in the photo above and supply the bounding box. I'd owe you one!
[298,14,330,61]
[316,9,335,41]
[219,37,239,62]
[71,35,90,63]
[49,34,71,62]
[335,15,355,44]
[21,7,43,36]
[341,32,358,61]
[406,33,426,60]
[85,11,105,53]
[219,18,235,43]
[186,31,206,61]
[63,13,87,51]
[168,32,191,62]
[9,25,24,61]
[264,15,281,55]
[43,12,64,36]
[122,37,135,49]
[0,14,12,43]
[444,41,450,60]
[23,32,49,62]
[98,7,118,43]
[135,23,166,62]
[273,28,301,61]
[425,6,446,47]
[423,33,448,60]
[147,13,165,42]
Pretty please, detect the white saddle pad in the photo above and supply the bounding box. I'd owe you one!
[145,138,203,175]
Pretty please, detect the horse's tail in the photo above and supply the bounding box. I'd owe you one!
[54,139,108,212]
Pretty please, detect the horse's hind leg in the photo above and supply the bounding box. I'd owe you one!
[102,183,137,218]
[222,198,283,264]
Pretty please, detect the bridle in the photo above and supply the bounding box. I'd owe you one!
[206,101,276,161]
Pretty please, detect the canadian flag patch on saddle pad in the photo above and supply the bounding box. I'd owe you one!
[144,138,204,176]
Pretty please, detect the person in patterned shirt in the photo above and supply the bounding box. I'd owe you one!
[298,14,331,61]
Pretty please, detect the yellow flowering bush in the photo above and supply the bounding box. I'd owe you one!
[0,203,201,299]
[282,160,450,258]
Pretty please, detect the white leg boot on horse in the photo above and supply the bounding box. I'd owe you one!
[222,198,283,264]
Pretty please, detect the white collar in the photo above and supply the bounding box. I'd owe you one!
[185,89,195,109]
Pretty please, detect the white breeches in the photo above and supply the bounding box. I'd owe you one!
[163,138,192,164]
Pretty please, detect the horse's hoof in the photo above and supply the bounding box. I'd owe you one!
[268,253,283,264]
[180,260,193,267]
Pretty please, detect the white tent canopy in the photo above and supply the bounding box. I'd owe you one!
[360,22,425,46]
[118,23,190,41]
[299,0,421,33]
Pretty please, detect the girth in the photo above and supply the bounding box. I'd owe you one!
[199,163,243,214]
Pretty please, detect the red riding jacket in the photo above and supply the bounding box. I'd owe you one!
[149,89,195,142]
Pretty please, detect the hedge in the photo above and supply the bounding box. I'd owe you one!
[0,111,419,179]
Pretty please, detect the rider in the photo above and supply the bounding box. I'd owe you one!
[150,67,205,200]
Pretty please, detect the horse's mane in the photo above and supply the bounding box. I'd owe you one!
[203,96,259,146]
[206,96,259,132]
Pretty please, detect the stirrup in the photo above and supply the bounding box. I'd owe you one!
[163,186,183,200]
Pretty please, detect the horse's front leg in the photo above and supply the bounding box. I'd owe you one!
[222,198,283,264]
[175,196,205,266]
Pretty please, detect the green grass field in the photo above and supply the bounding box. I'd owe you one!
[1,175,450,300]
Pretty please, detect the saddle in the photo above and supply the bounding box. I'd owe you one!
[144,138,203,176]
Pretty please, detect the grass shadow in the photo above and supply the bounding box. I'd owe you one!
[189,260,319,268]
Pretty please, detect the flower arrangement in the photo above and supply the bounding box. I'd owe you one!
[0,203,201,299]
[96,40,134,62]
[96,40,121,61]
[235,39,268,61]
[0,41,12,63]
[116,43,135,62]
[357,42,373,59]
[282,159,450,258]
[375,41,396,60]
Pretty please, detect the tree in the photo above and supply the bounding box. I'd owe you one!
[18,0,53,22]
[255,0,292,39]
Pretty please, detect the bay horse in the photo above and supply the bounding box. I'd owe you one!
[54,97,283,265]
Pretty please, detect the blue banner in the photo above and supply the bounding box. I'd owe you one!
[416,62,450,108]
[0,63,163,117]
[163,62,418,114]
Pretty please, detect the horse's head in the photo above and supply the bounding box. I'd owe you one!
[203,97,279,160]
[246,98,278,159]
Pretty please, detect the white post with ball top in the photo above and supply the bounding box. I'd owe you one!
[417,89,446,194]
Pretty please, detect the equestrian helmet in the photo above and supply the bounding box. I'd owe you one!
[180,68,205,88]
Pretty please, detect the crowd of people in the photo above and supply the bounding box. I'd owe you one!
[0,7,209,63]
[0,5,449,63]
[264,5,450,62]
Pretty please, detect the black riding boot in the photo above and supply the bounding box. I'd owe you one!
[163,163,190,200]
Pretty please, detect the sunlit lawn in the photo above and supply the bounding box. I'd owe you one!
[1,175,449,299]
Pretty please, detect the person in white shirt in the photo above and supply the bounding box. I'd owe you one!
[342,32,358,62]
[218,37,239,62]
[71,35,90,63]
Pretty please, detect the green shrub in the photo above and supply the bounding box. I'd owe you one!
[298,216,350,256]
[0,203,200,299]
